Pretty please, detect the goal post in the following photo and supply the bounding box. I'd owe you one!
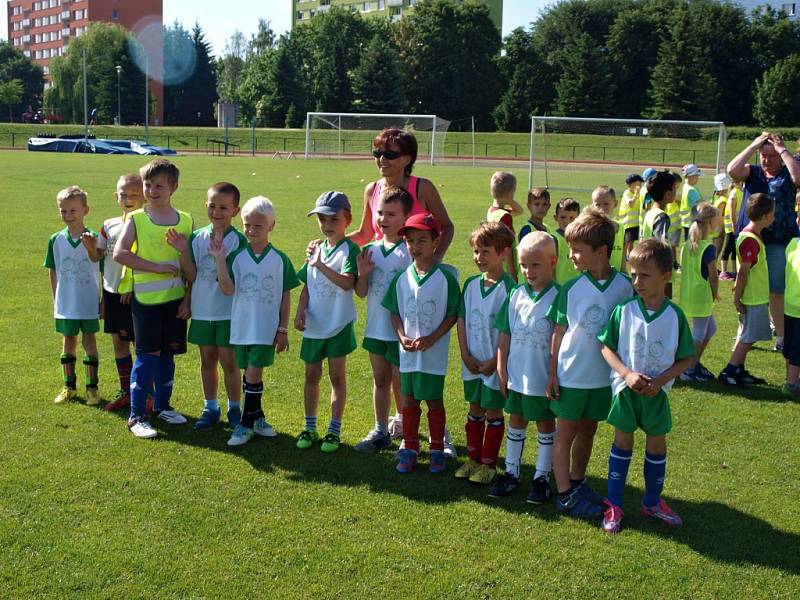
[304,112,451,165]
[528,116,727,194]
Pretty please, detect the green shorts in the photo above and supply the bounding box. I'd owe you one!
[55,318,100,336]
[400,371,445,401]
[463,378,505,410]
[362,337,400,367]
[551,385,612,422]
[236,344,275,369]
[188,319,232,347]
[505,389,555,422]
[300,322,356,364]
[607,387,672,436]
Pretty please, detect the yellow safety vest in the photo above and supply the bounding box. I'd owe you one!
[737,231,768,306]
[130,208,193,305]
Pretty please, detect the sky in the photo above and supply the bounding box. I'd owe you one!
[1,1,551,54]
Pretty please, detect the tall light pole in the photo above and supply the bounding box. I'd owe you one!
[115,65,122,126]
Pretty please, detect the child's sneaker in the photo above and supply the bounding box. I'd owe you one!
[104,389,130,412]
[602,501,624,534]
[227,424,255,447]
[354,429,392,453]
[719,271,734,281]
[387,415,403,440]
[194,408,221,431]
[85,387,101,406]
[738,369,766,385]
[320,432,340,453]
[454,459,481,480]
[488,473,521,498]
[718,366,748,387]
[295,429,319,450]
[696,362,714,380]
[468,464,496,485]
[227,405,242,428]
[555,486,605,520]
[429,450,447,474]
[128,417,157,439]
[54,386,76,404]
[396,448,418,473]
[526,475,552,505]
[679,365,702,382]
[781,381,800,398]
[154,407,188,425]
[641,498,683,527]
[443,428,458,459]
[253,418,277,438]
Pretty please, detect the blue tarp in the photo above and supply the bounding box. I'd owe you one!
[27,137,177,156]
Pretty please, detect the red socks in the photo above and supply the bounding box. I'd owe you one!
[465,413,486,462]
[402,404,422,452]
[482,418,505,468]
[428,408,446,451]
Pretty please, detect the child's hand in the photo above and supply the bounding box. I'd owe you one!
[305,239,322,257]
[165,228,188,253]
[641,376,664,398]
[546,374,560,401]
[399,334,416,352]
[155,262,180,275]
[479,359,497,377]
[177,296,191,320]
[307,245,322,268]
[120,292,132,305]
[413,335,436,352]
[275,330,289,353]
[81,232,97,252]
[734,298,746,314]
[462,354,481,374]
[294,310,306,332]
[207,235,226,259]
[624,370,651,393]
[357,248,375,278]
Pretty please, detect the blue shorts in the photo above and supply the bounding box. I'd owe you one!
[765,243,786,294]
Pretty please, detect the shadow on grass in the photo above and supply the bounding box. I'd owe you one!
[671,378,797,404]
[102,404,800,574]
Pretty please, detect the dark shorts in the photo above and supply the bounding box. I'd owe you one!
[103,289,135,341]
[783,314,800,367]
[721,232,736,261]
[131,297,187,355]
[624,227,639,244]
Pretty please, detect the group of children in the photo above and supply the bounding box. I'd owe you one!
[46,157,800,534]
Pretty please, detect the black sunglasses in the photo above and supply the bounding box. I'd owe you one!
[372,149,402,160]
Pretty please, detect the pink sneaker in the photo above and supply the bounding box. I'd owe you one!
[641,498,683,527]
[602,501,624,533]
[719,272,733,281]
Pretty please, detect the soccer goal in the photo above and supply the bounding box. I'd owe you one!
[528,116,727,193]
[304,112,452,165]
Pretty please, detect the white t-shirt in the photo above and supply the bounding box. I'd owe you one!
[189,225,247,321]
[459,273,516,390]
[96,217,125,293]
[546,269,634,389]
[363,239,411,341]
[598,297,695,396]
[44,228,101,319]
[227,244,299,346]
[495,282,559,397]
[298,238,360,339]
[382,264,461,376]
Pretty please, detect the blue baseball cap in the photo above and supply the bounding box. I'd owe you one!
[642,167,657,181]
[307,190,351,217]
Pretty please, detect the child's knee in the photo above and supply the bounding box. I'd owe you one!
[304,363,323,385]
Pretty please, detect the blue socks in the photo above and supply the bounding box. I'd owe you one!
[153,353,175,412]
[643,451,667,507]
[607,444,633,508]
[305,415,317,432]
[204,398,219,411]
[130,353,159,419]
[328,419,342,436]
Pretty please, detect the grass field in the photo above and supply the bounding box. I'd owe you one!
[1,152,798,598]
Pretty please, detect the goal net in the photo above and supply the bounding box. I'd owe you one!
[528,116,727,195]
[304,112,451,165]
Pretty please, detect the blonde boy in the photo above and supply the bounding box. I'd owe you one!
[545,208,634,520]
[211,196,299,446]
[590,186,625,273]
[45,186,102,405]
[454,222,516,484]
[187,183,248,431]
[490,231,559,503]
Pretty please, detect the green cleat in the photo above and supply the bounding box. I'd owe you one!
[320,432,341,453]
[295,429,319,450]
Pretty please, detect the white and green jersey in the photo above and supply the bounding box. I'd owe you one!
[97,217,125,293]
[227,244,299,346]
[189,225,247,321]
[546,269,634,389]
[598,297,695,396]
[363,239,411,341]
[495,282,559,397]
[44,228,101,319]
[298,238,360,339]
[382,264,461,376]
[459,273,516,389]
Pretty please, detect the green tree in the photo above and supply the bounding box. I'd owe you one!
[0,41,44,121]
[0,78,24,122]
[554,29,617,116]
[237,21,277,125]
[216,31,246,104]
[256,36,305,128]
[162,22,217,125]
[646,4,718,120]
[754,54,800,127]
[351,35,406,113]
[46,22,146,124]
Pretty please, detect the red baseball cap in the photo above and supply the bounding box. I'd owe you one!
[398,212,443,237]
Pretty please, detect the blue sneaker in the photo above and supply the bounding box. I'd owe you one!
[354,428,392,453]
[429,450,447,474]
[396,448,418,474]
[194,408,221,431]
[555,486,605,520]
[572,479,606,505]
[227,405,242,428]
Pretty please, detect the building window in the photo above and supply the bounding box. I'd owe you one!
[112,9,119,20]
[23,50,31,57]
[34,2,41,11]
